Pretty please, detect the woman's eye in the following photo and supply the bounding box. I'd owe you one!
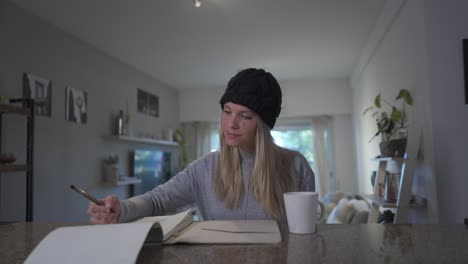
[241,114,253,120]
[223,109,231,114]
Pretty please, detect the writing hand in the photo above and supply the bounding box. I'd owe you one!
[87,195,121,224]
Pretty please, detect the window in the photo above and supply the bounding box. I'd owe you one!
[271,126,314,169]
[274,119,334,196]
[210,123,220,152]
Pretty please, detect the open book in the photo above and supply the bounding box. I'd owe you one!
[25,209,282,264]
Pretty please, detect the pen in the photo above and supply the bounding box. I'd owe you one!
[70,185,105,206]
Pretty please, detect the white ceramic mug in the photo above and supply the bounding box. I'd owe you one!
[284,192,325,234]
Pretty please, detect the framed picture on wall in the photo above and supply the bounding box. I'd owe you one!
[137,89,159,117]
[65,86,88,124]
[23,72,52,117]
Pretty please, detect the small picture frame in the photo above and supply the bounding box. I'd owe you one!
[65,86,88,124]
[137,89,159,117]
[23,72,52,116]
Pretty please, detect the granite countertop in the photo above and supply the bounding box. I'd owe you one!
[138,224,468,263]
[0,222,83,264]
[2,222,468,263]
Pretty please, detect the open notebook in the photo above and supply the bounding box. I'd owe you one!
[25,210,282,264]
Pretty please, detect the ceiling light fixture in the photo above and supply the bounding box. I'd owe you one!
[193,0,201,8]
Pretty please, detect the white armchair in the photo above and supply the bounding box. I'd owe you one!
[321,192,370,224]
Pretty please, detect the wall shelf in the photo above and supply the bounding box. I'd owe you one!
[363,194,398,208]
[103,135,178,147]
[0,104,31,115]
[371,157,405,162]
[363,194,427,210]
[117,177,142,186]
[0,164,30,172]
[103,176,142,186]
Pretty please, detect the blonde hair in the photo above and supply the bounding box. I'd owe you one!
[214,118,298,220]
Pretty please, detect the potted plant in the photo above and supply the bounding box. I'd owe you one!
[173,128,190,170]
[363,89,413,157]
[103,154,120,183]
[378,209,395,224]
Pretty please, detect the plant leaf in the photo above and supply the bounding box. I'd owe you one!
[374,94,381,108]
[362,106,373,116]
[391,107,402,122]
[396,89,413,105]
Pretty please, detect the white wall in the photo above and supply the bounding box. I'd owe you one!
[179,87,224,123]
[331,115,357,193]
[179,79,351,122]
[179,78,358,194]
[424,0,468,223]
[0,0,180,222]
[351,0,437,223]
[280,79,352,117]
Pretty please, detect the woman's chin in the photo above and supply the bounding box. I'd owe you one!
[225,140,240,147]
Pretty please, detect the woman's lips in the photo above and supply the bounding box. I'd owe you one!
[225,132,240,140]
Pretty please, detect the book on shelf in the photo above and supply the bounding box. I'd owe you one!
[25,209,282,264]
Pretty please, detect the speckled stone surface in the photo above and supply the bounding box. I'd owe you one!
[2,222,468,263]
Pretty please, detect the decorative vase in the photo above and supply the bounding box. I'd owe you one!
[104,163,120,183]
[378,210,395,224]
[379,138,407,157]
[370,170,377,188]
[115,110,125,136]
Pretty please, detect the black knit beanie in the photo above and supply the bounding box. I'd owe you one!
[219,68,282,129]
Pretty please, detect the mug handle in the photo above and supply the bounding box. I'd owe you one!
[317,200,326,222]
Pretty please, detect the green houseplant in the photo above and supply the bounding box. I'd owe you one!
[378,209,395,224]
[103,154,120,183]
[363,89,413,157]
[173,128,190,170]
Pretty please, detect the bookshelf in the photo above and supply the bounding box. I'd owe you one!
[0,99,35,222]
[364,125,425,224]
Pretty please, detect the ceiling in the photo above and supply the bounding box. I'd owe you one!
[11,0,385,90]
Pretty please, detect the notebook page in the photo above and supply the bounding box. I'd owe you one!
[25,222,154,264]
[166,220,282,244]
[135,209,191,240]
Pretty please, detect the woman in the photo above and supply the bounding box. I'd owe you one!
[88,68,315,224]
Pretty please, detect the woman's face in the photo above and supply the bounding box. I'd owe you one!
[221,102,257,152]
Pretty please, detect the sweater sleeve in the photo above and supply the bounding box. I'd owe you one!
[293,152,315,192]
[118,154,210,223]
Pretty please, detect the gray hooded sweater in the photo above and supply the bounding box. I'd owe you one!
[119,150,314,222]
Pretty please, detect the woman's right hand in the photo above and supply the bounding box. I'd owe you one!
[87,195,121,224]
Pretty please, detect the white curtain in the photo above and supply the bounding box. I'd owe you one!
[273,116,334,198]
[310,116,333,198]
[181,121,213,162]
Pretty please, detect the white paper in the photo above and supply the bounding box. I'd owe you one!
[25,222,155,264]
[200,220,280,233]
[25,210,192,264]
[135,209,191,240]
[25,211,279,263]
[167,220,282,244]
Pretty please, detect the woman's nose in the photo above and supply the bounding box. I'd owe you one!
[229,116,239,129]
